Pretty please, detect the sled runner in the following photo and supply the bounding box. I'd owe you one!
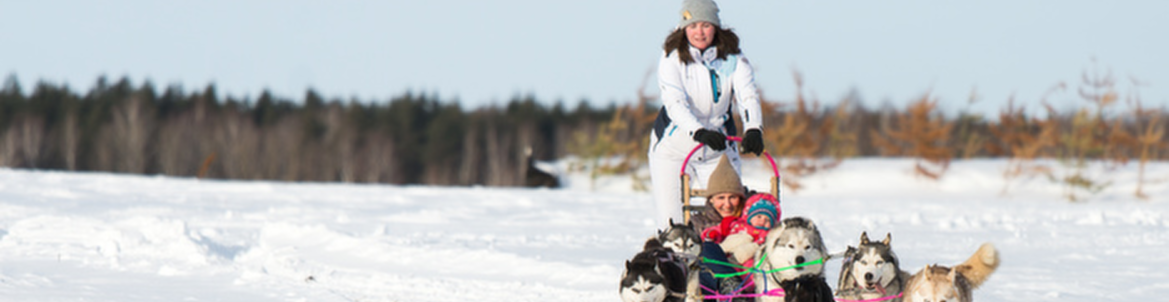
[681,136,781,224]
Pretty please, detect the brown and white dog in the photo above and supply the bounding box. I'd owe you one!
[903,243,1000,302]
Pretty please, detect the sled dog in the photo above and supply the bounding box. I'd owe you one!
[836,232,911,302]
[621,249,670,302]
[623,219,702,302]
[903,243,999,302]
[621,245,692,302]
[658,219,703,302]
[754,217,833,302]
[655,219,702,264]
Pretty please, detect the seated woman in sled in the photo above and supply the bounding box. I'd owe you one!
[702,192,780,272]
[692,155,748,298]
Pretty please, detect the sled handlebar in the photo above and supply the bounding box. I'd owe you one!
[680,136,780,181]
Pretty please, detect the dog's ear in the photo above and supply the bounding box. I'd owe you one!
[883,233,892,246]
[644,237,663,250]
[668,218,676,226]
[859,231,870,245]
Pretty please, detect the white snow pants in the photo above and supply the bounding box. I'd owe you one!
[648,129,741,228]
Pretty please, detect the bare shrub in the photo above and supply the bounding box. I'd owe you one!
[762,71,843,192]
[870,95,953,180]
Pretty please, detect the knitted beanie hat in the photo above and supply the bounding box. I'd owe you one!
[745,194,780,229]
[679,0,721,29]
[705,155,743,199]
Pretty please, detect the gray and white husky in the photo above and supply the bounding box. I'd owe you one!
[836,232,911,302]
[620,219,702,302]
[754,216,833,302]
[655,219,702,265]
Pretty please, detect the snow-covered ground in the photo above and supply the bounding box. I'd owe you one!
[0,158,1167,301]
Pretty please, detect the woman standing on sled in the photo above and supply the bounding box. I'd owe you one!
[649,0,766,227]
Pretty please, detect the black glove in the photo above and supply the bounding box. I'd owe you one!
[692,129,727,151]
[742,128,764,155]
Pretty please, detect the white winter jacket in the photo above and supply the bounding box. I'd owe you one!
[652,45,763,156]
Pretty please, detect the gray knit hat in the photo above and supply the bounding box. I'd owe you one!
[678,0,721,29]
[705,155,743,199]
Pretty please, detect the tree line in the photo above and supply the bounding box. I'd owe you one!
[0,75,613,186]
[1,70,1165,194]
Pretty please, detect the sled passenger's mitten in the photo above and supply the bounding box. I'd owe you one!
[720,232,759,263]
[693,129,727,151]
[742,128,764,155]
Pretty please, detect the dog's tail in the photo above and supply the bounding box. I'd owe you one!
[955,242,999,289]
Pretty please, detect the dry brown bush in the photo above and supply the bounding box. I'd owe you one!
[988,98,1057,195]
[870,95,953,180]
[762,71,843,192]
[1127,99,1166,200]
[1043,65,1128,201]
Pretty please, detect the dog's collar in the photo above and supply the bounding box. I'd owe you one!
[763,260,787,291]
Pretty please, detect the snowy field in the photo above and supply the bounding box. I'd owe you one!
[0,158,1167,301]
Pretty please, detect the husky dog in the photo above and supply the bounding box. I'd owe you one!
[655,219,702,264]
[621,220,702,302]
[903,243,999,302]
[836,232,911,302]
[657,219,703,302]
[754,217,833,302]
[621,246,691,302]
[780,275,836,302]
[621,249,670,302]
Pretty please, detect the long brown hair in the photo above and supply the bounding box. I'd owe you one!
[662,26,742,64]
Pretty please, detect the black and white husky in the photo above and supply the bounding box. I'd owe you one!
[621,249,670,302]
[836,232,911,302]
[754,217,834,302]
[620,220,702,302]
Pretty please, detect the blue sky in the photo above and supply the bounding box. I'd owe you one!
[2,0,1165,115]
